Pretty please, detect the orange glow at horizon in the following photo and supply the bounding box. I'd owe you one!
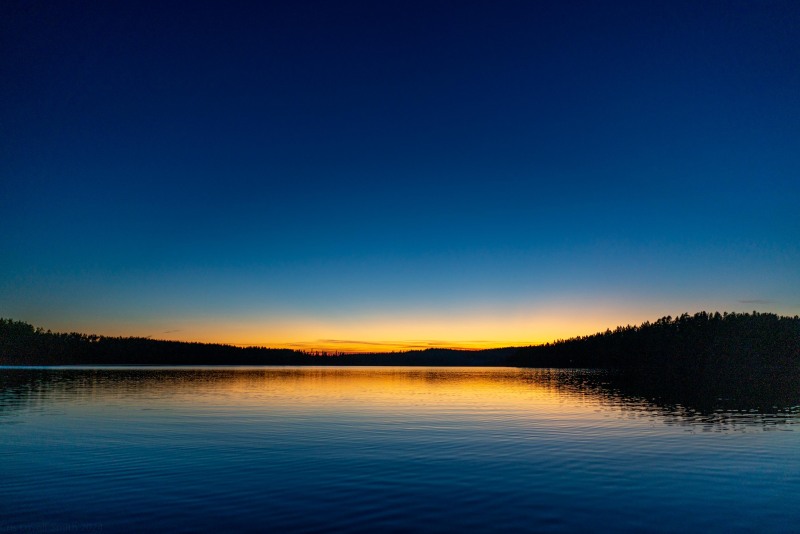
[76,303,679,354]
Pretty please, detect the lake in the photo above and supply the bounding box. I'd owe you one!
[1,366,798,532]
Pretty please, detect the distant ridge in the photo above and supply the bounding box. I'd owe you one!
[1,312,798,370]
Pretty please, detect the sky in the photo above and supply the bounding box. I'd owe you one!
[2,0,799,352]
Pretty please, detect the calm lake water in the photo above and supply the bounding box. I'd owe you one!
[1,366,798,532]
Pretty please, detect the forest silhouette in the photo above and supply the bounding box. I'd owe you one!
[508,311,799,371]
[1,311,798,371]
[508,311,800,416]
[0,318,514,366]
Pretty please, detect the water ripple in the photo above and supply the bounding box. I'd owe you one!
[1,366,798,532]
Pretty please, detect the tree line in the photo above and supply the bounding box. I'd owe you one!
[508,311,800,375]
[0,319,512,366]
[0,319,310,365]
[2,311,798,369]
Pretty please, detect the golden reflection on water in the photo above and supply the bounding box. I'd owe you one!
[213,367,589,410]
[2,366,797,434]
[2,367,610,417]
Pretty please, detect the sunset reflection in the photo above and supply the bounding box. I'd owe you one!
[5,367,796,434]
[0,367,614,420]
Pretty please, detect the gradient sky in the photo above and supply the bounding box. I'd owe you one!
[2,1,799,352]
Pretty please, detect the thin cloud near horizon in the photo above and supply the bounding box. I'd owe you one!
[275,339,517,353]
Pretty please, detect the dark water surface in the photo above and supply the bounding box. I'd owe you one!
[1,367,798,532]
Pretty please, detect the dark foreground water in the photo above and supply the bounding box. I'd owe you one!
[1,367,798,533]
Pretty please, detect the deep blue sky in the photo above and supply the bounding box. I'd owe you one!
[2,1,798,350]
